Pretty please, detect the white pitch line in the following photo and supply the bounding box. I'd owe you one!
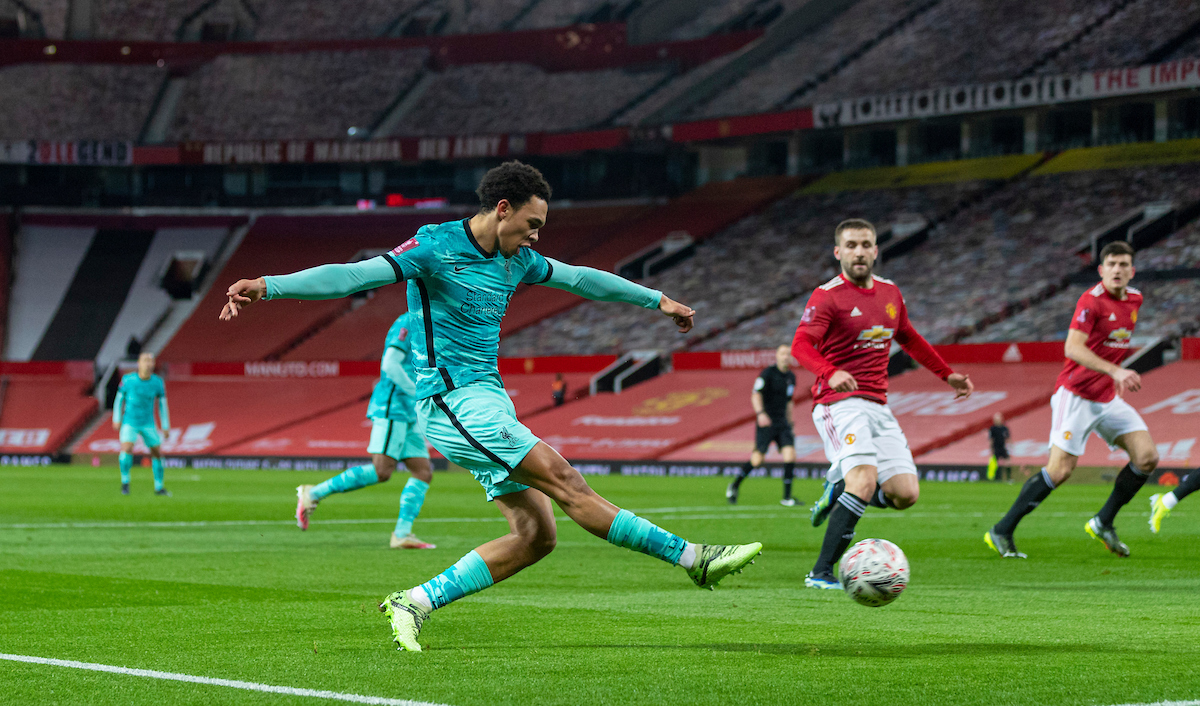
[0,509,1107,531]
[1102,701,1200,706]
[0,653,450,706]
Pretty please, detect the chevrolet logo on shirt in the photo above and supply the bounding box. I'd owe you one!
[857,326,895,342]
[1106,327,1132,347]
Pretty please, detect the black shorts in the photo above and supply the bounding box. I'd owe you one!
[755,422,795,454]
[992,449,1010,461]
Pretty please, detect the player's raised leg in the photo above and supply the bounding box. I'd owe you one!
[149,445,169,496]
[1151,467,1200,533]
[296,459,381,530]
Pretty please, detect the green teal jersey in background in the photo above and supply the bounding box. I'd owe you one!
[385,219,552,399]
[367,312,418,422]
[115,373,168,427]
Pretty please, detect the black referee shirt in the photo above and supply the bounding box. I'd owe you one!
[754,366,795,423]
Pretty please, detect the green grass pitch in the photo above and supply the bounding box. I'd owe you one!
[2,465,1198,705]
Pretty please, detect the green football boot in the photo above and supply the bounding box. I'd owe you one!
[378,589,430,652]
[1148,494,1170,534]
[686,542,762,590]
[1085,517,1130,557]
[810,479,841,527]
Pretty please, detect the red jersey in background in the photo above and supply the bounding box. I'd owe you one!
[1056,283,1142,403]
[792,273,954,406]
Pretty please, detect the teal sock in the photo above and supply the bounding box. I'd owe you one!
[416,550,494,610]
[606,509,686,565]
[311,464,379,501]
[152,458,164,491]
[394,477,430,538]
[119,452,132,484]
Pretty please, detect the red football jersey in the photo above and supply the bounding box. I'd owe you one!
[1056,283,1142,403]
[792,273,952,406]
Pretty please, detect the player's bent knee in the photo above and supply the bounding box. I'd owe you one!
[1135,449,1159,474]
[891,489,919,509]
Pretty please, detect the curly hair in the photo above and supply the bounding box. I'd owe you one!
[476,161,552,212]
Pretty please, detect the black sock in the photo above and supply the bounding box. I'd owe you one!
[1096,463,1149,527]
[811,492,867,576]
[1174,469,1200,501]
[782,463,795,499]
[867,485,896,509]
[731,463,753,489]
[994,469,1056,535]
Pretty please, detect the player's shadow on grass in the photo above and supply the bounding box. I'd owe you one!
[568,643,1152,657]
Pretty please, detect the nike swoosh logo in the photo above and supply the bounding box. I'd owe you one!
[453,265,469,273]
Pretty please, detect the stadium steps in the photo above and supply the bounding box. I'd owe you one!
[1016,0,1138,79]
[1144,16,1200,63]
[368,69,435,139]
[771,0,945,112]
[638,0,862,124]
[142,214,256,355]
[139,75,187,145]
[33,229,156,361]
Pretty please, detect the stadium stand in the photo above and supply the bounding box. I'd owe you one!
[1036,0,1200,72]
[252,0,425,41]
[90,0,195,41]
[0,374,97,455]
[0,65,166,141]
[663,0,807,42]
[690,0,933,119]
[689,162,1200,352]
[388,63,671,136]
[920,359,1200,468]
[510,0,606,30]
[800,0,1122,106]
[7,216,242,364]
[159,211,463,362]
[17,0,68,38]
[498,176,800,344]
[662,362,1060,463]
[1139,218,1200,270]
[168,49,430,141]
[502,176,990,356]
[76,375,375,456]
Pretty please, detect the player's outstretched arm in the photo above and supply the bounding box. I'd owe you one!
[220,257,399,320]
[1064,329,1141,396]
[539,259,694,332]
[894,313,971,398]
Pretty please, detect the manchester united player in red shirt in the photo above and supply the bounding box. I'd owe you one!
[987,241,1158,559]
[792,218,974,589]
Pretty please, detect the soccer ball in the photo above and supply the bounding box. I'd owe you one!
[837,538,909,607]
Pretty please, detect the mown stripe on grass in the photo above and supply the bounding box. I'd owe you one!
[0,653,450,706]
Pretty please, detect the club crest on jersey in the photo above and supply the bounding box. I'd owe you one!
[855,325,895,350]
[845,434,856,445]
[1131,309,1138,323]
[886,302,897,319]
[1063,431,1073,441]
[391,237,420,256]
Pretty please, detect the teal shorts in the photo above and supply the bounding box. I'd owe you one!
[417,383,539,501]
[119,423,162,448]
[367,417,429,461]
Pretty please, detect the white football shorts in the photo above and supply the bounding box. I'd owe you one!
[1048,386,1148,457]
[813,396,917,485]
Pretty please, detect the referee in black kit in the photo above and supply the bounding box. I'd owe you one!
[726,345,799,506]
